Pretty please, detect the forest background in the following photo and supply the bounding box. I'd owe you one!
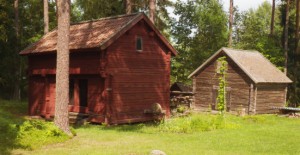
[0,0,299,106]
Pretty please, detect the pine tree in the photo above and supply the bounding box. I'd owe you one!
[55,0,71,135]
[228,0,233,47]
[270,0,275,36]
[44,0,49,34]
[125,0,132,14]
[149,0,156,23]
[283,0,290,75]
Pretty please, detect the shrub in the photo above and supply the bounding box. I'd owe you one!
[17,120,70,149]
[157,114,238,133]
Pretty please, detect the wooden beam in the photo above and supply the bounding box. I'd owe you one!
[253,85,257,114]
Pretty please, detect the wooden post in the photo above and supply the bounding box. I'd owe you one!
[249,84,254,114]
[192,77,196,109]
[104,75,113,124]
[74,79,79,107]
[253,85,257,114]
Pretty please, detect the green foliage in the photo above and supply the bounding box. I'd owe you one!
[11,113,300,154]
[171,0,228,83]
[216,57,228,114]
[17,120,70,149]
[234,2,284,67]
[0,99,70,153]
[74,0,124,21]
[157,114,238,133]
[176,105,186,113]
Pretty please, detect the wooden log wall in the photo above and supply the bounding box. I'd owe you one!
[255,84,287,114]
[106,20,171,124]
[193,54,253,113]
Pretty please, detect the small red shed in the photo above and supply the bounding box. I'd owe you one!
[20,13,177,124]
[188,48,292,114]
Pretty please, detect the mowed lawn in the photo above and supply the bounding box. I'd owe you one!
[13,115,300,155]
[1,99,300,155]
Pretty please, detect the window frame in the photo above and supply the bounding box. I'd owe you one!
[136,36,143,52]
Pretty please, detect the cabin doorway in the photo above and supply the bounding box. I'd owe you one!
[69,78,89,113]
[212,86,231,111]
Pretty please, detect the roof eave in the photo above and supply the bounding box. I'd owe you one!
[141,14,177,56]
[188,47,225,78]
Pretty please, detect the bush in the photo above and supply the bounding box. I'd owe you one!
[17,120,70,149]
[157,114,238,133]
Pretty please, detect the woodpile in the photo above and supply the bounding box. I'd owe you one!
[170,95,193,108]
[170,95,194,115]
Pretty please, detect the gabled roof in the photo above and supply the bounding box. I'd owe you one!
[188,47,292,84]
[20,13,177,55]
[170,82,192,92]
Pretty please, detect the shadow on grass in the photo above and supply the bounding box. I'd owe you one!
[0,99,27,154]
[73,121,161,133]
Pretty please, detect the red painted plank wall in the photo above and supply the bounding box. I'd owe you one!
[106,21,171,123]
[28,51,101,75]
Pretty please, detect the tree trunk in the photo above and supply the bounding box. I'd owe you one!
[125,0,132,14]
[270,0,275,36]
[295,0,299,54]
[228,0,233,47]
[13,0,20,100]
[149,0,156,23]
[14,0,19,39]
[283,0,290,75]
[55,0,71,136]
[294,0,300,106]
[44,0,49,34]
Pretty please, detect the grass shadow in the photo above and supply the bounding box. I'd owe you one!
[0,99,27,154]
[73,120,161,134]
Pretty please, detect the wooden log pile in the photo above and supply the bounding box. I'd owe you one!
[170,93,194,115]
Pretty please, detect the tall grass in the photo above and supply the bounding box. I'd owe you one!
[157,114,239,133]
[0,99,70,154]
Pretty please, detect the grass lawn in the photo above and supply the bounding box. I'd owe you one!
[1,99,300,155]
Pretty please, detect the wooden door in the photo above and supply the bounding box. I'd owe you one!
[212,86,231,111]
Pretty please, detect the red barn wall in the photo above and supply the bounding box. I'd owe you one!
[27,52,106,119]
[106,20,171,124]
[28,51,101,75]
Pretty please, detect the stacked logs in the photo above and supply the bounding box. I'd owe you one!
[170,95,193,108]
[170,93,194,115]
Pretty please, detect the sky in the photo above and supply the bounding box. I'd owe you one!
[168,0,277,20]
[222,0,274,12]
[169,0,276,12]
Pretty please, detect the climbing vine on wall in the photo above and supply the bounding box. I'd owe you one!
[217,56,228,114]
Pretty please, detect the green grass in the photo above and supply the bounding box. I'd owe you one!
[2,99,300,155]
[12,113,300,155]
[0,99,70,155]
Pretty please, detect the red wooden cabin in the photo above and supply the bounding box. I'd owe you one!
[20,13,177,124]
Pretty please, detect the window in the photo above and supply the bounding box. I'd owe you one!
[136,37,143,51]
